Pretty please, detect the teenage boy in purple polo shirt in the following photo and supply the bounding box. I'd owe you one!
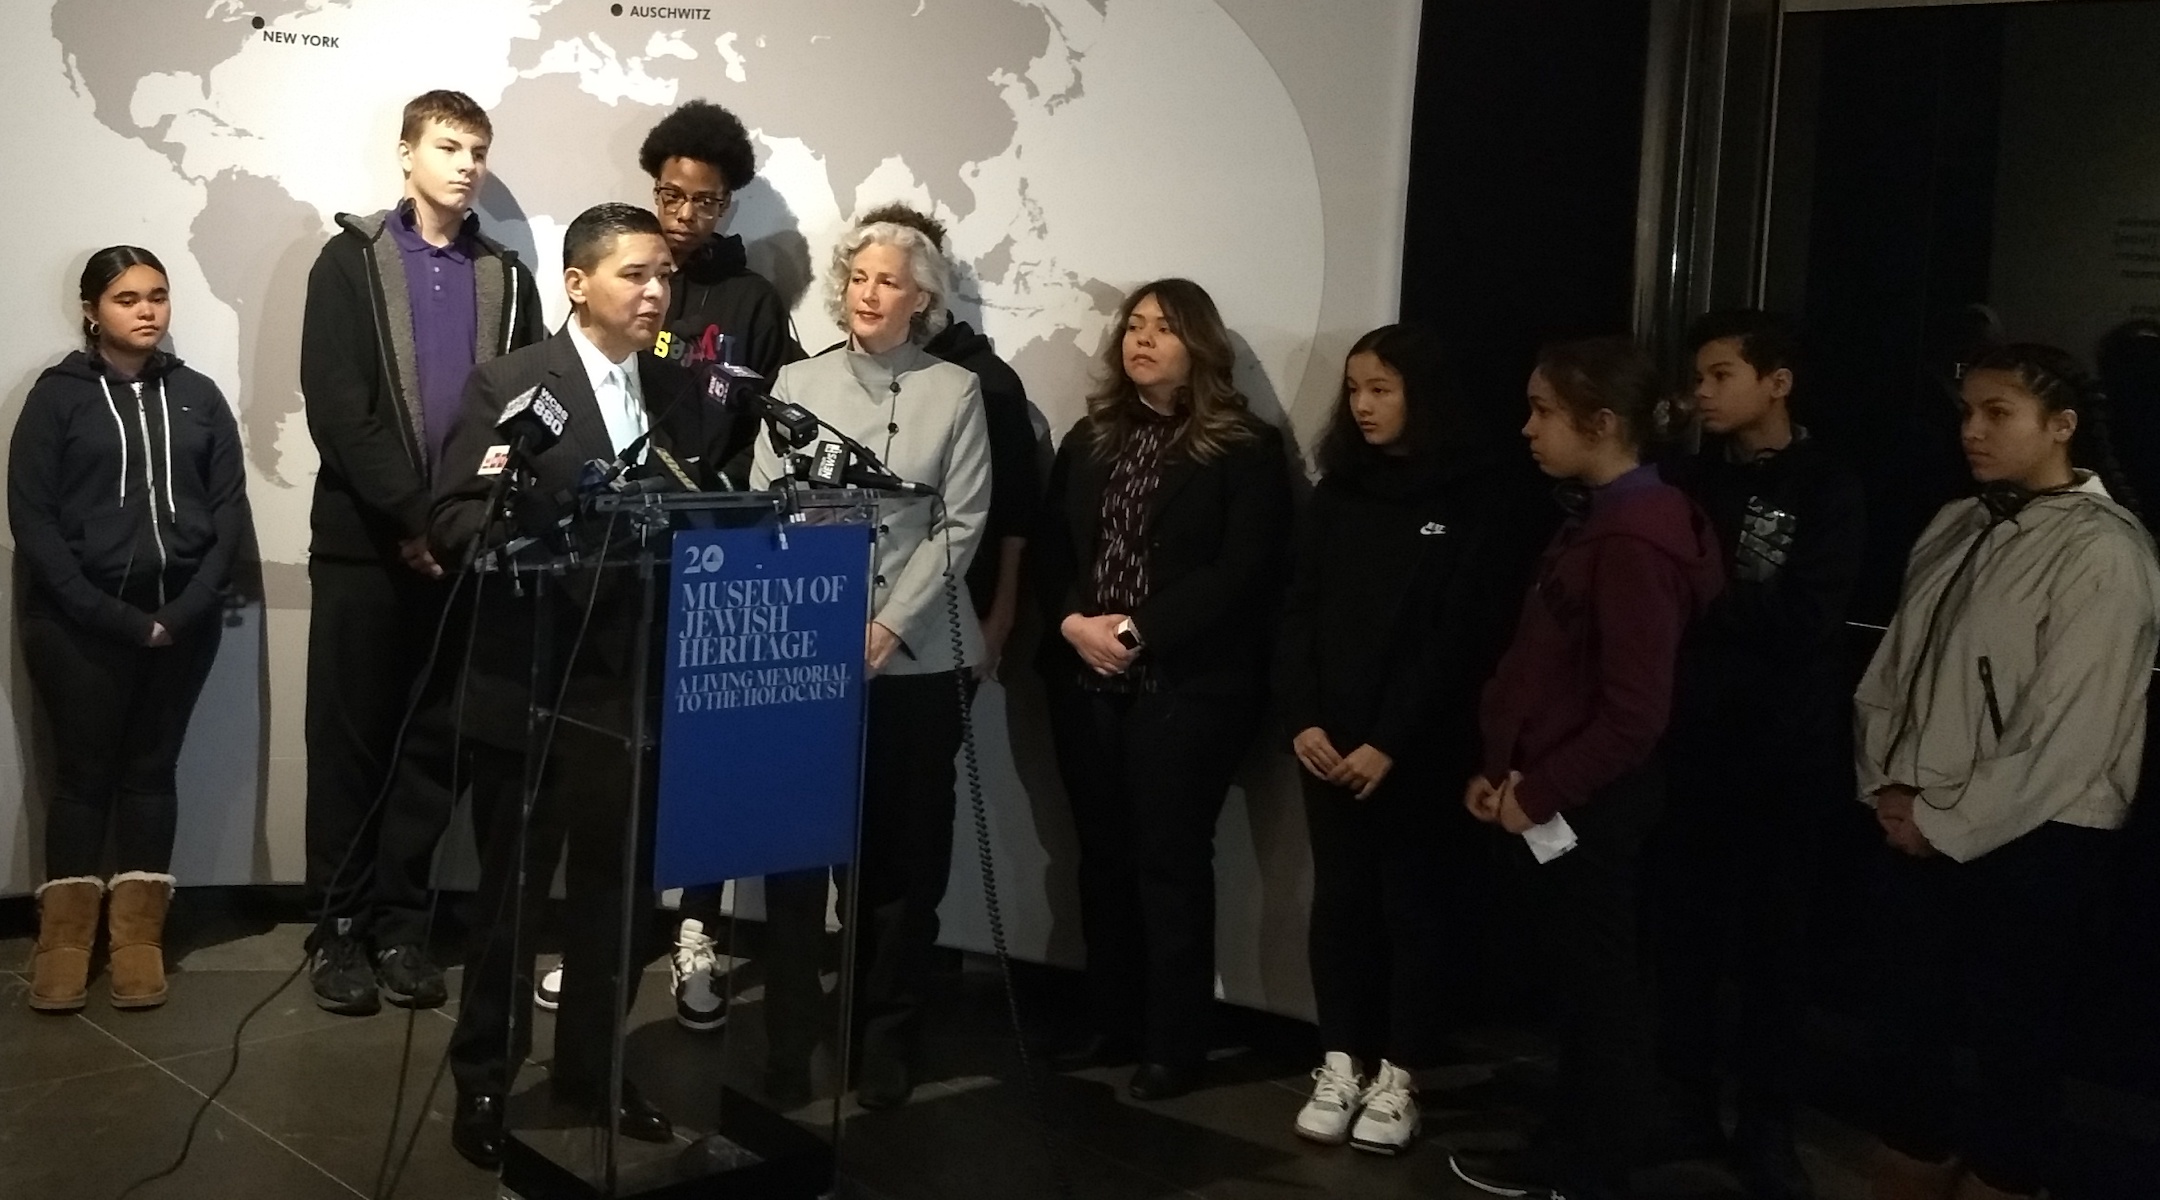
[299,89,543,1016]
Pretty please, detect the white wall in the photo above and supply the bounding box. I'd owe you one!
[0,0,1422,1023]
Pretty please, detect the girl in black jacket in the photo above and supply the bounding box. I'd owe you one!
[1277,325,1529,1154]
[1034,278,1291,1101]
[10,246,248,1013]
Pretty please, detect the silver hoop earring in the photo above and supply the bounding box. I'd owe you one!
[87,321,100,337]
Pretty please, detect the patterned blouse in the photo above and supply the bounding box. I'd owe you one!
[1082,408,1181,692]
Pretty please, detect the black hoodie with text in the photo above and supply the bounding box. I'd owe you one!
[665,231,802,477]
[8,349,250,643]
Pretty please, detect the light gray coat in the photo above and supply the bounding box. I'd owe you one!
[752,342,990,674]
[1855,473,2160,861]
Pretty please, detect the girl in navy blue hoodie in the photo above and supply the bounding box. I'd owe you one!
[1449,338,1722,1200]
[10,246,249,1013]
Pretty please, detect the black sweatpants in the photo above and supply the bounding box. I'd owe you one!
[765,671,966,1071]
[1519,767,1663,1176]
[1650,725,1819,1117]
[449,727,661,1098]
[1047,684,1257,1070]
[22,598,221,879]
[1301,765,1454,1069]
[1870,820,2110,1195]
[302,557,459,950]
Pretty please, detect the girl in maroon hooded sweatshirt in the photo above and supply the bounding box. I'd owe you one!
[1449,338,1723,1200]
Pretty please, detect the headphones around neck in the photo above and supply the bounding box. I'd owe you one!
[1977,478,2079,521]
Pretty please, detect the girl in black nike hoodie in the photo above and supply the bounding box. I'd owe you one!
[1275,325,1544,1153]
[9,246,247,1012]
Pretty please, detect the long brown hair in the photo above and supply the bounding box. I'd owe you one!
[1084,278,1254,462]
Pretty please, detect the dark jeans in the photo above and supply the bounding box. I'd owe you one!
[1302,764,1453,1068]
[1520,766,1663,1176]
[22,598,221,878]
[1650,730,1818,1117]
[303,557,461,950]
[1871,820,2110,1195]
[765,671,967,1071]
[1047,684,1257,1069]
[449,728,661,1098]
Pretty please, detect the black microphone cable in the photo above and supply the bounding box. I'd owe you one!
[368,553,488,1199]
[114,459,548,1200]
[114,549,480,1200]
[372,509,621,1200]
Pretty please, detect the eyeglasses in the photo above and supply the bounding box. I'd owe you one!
[654,185,731,219]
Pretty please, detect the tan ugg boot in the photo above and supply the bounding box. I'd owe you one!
[1870,1144,1965,1200]
[1952,1172,2035,1200]
[29,877,104,1011]
[106,872,175,1009]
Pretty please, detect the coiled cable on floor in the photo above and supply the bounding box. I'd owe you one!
[931,494,1077,1200]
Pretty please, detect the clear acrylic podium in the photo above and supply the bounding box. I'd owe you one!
[485,488,879,1200]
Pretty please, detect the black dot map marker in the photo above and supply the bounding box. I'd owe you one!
[251,15,265,28]
[610,4,623,13]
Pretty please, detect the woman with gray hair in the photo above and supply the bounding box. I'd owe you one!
[751,217,992,1110]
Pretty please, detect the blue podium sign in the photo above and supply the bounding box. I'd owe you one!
[654,518,873,889]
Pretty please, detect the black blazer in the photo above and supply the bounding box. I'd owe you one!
[1032,411,1291,695]
[431,329,733,747]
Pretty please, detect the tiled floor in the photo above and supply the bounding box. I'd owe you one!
[0,894,2150,1200]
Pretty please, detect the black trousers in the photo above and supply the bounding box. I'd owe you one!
[765,671,966,1070]
[303,557,460,949]
[21,597,221,879]
[1302,764,1453,1068]
[1047,684,1256,1069]
[1649,727,1818,1116]
[1517,767,1663,1176]
[1870,820,2110,1195]
[449,728,661,1098]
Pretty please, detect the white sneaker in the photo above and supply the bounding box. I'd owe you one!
[534,964,562,1012]
[1293,1052,1364,1145]
[1350,1060,1420,1155]
[671,919,727,1032]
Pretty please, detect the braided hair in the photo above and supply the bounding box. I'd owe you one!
[1969,342,2144,523]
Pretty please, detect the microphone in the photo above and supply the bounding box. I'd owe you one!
[468,384,569,565]
[653,332,820,448]
[702,364,820,448]
[796,440,936,497]
[495,383,569,457]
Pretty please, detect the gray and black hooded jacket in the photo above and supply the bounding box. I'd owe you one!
[300,207,544,563]
[1856,474,2160,861]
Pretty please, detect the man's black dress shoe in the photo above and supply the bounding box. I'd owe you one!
[1049,1032,1139,1072]
[1127,1061,1200,1102]
[451,1091,506,1170]
[855,1052,913,1110]
[552,1079,675,1144]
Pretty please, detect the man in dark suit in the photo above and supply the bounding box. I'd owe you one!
[430,203,734,1170]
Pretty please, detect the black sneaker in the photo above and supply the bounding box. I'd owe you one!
[376,944,447,1009]
[1446,1145,1628,1200]
[310,923,380,1016]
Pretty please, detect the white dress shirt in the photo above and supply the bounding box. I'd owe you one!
[566,319,647,461]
